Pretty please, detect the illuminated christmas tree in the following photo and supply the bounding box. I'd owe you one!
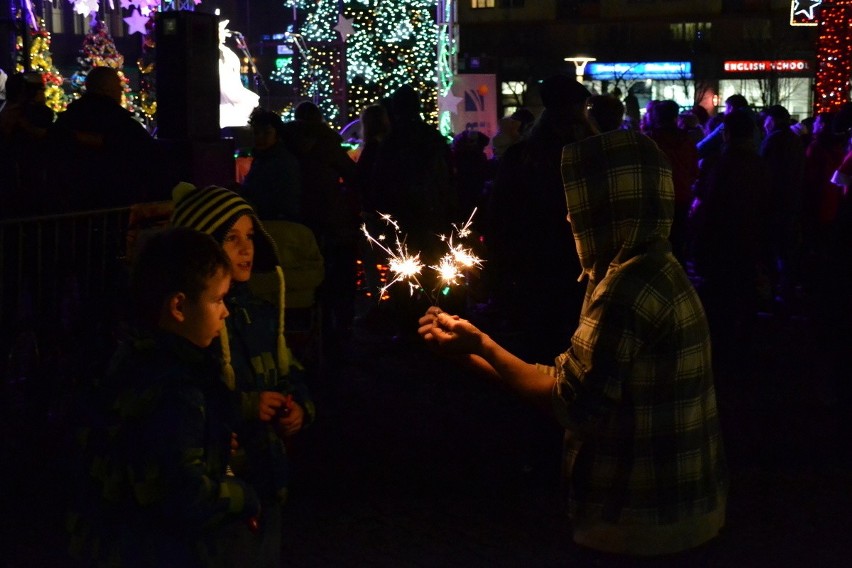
[71,19,126,91]
[69,19,152,123]
[814,0,852,114]
[284,0,439,127]
[16,20,69,112]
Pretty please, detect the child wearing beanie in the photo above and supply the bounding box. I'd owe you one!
[171,182,315,567]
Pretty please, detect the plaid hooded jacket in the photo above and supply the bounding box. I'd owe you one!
[538,128,727,556]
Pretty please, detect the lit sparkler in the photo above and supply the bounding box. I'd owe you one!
[362,209,483,303]
[361,214,425,300]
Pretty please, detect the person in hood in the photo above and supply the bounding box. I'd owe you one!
[417,128,727,562]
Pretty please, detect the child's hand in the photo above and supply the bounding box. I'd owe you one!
[230,432,239,455]
[258,391,288,422]
[276,395,304,438]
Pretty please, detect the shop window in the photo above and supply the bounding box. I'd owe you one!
[471,0,496,7]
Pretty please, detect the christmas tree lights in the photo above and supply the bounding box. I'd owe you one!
[16,20,69,112]
[281,1,440,127]
[813,0,852,114]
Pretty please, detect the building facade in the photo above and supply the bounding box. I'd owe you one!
[458,0,817,119]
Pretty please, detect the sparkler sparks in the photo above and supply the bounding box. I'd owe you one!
[361,217,425,300]
[362,210,483,303]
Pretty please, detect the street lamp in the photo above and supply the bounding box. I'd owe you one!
[564,56,596,80]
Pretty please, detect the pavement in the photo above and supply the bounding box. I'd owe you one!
[3,295,850,567]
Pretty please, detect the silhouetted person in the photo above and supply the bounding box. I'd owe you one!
[241,108,302,221]
[486,74,595,362]
[760,104,806,305]
[372,84,456,255]
[50,67,160,210]
[585,94,625,134]
[451,129,491,216]
[802,111,847,280]
[692,109,769,366]
[281,101,359,344]
[0,72,53,217]
[646,99,699,266]
[697,94,758,161]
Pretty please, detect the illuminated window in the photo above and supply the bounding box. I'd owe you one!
[502,81,527,96]
[670,22,712,42]
[472,0,495,7]
[44,1,63,33]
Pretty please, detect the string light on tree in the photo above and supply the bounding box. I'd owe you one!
[283,1,440,127]
[813,0,852,114]
[16,19,69,112]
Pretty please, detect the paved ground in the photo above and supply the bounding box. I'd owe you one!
[4,297,850,567]
[275,304,850,567]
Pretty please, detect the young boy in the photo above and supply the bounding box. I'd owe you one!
[170,183,315,567]
[68,227,260,567]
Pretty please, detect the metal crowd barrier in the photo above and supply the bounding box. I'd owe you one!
[1,206,132,387]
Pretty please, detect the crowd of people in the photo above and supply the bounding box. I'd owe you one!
[3,68,852,566]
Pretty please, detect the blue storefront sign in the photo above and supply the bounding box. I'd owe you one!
[586,62,692,80]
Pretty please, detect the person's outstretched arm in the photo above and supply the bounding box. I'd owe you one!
[418,306,555,415]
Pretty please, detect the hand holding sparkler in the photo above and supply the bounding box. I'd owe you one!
[418,306,486,357]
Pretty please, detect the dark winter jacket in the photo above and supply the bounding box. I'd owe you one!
[68,328,259,567]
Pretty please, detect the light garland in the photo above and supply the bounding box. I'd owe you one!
[281,1,441,128]
[813,0,852,114]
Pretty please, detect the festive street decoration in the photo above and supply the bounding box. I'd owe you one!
[281,1,442,127]
[16,20,69,112]
[69,19,147,121]
[790,0,823,25]
[70,19,125,89]
[66,0,200,16]
[813,0,852,113]
[437,0,459,137]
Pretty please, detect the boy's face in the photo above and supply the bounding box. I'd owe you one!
[222,215,254,282]
[180,268,231,347]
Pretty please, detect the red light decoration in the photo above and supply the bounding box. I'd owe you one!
[814,0,852,114]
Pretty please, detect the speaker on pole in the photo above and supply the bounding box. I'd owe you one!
[155,10,219,141]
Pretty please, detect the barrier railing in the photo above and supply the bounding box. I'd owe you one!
[1,207,132,386]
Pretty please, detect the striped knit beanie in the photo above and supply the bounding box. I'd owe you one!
[170,182,279,273]
[170,182,291,384]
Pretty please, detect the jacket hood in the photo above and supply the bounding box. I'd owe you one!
[561,129,674,285]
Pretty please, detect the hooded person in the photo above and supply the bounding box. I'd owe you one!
[418,127,727,562]
[170,182,315,568]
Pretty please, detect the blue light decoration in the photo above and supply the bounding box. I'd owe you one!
[586,62,692,81]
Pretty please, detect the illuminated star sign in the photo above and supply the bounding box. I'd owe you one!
[334,13,354,41]
[790,0,823,25]
[438,87,463,115]
[124,7,149,35]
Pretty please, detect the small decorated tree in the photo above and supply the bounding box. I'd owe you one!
[17,19,69,112]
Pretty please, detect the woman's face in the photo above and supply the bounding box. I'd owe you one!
[222,215,254,282]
